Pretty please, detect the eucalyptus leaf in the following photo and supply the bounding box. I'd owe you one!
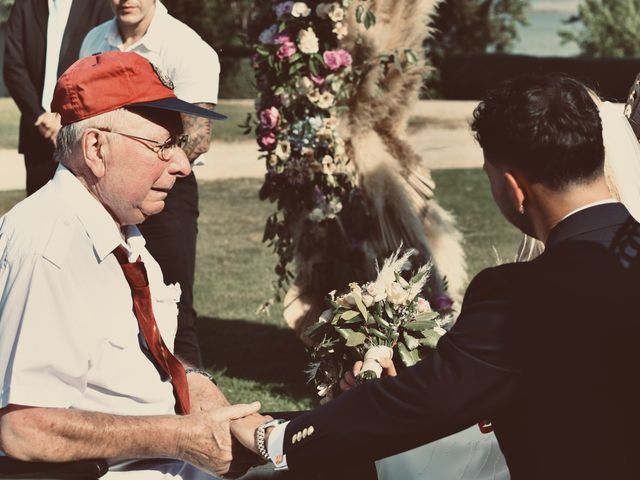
[384,302,395,319]
[419,330,443,349]
[354,293,369,322]
[414,311,440,322]
[345,331,368,347]
[398,343,420,367]
[403,331,420,350]
[355,4,364,23]
[309,58,320,76]
[404,319,438,331]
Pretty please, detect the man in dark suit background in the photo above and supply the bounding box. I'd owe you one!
[233,74,640,479]
[3,0,112,195]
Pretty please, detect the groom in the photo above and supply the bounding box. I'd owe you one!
[234,74,640,479]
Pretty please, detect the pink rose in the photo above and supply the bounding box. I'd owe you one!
[259,107,281,130]
[323,50,342,71]
[337,49,352,67]
[310,73,325,86]
[277,41,297,60]
[258,132,277,150]
[274,33,292,45]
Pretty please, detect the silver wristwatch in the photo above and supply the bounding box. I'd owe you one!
[255,418,284,462]
[184,367,216,385]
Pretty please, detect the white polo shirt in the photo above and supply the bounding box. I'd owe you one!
[79,1,220,104]
[0,165,178,417]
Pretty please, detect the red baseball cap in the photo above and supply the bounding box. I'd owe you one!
[52,51,226,126]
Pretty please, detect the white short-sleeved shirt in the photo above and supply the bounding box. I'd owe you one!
[0,165,179,417]
[79,2,220,104]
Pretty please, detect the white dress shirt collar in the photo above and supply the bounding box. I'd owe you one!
[52,164,145,263]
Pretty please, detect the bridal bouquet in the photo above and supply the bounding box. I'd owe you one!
[306,248,453,400]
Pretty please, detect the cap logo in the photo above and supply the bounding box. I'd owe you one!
[150,62,174,90]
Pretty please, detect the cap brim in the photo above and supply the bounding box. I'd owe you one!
[128,97,227,120]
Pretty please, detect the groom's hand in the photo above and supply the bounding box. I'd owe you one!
[340,358,397,392]
[230,412,272,456]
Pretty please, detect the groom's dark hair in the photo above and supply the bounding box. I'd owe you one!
[471,74,604,190]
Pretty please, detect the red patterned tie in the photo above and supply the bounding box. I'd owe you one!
[113,245,190,415]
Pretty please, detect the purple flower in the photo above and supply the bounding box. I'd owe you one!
[258,132,277,150]
[259,107,281,130]
[310,73,325,86]
[274,1,294,18]
[323,50,342,71]
[432,294,454,312]
[276,41,297,60]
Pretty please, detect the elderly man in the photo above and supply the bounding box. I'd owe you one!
[0,52,259,479]
[80,0,222,367]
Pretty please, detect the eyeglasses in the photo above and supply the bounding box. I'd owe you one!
[100,129,189,161]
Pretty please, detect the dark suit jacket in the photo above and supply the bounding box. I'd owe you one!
[283,203,640,479]
[3,0,112,157]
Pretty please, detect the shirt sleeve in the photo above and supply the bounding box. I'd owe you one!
[168,35,220,104]
[0,253,90,409]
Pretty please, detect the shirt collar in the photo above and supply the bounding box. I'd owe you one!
[106,1,168,52]
[558,198,618,222]
[52,164,146,262]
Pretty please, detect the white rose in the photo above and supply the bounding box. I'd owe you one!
[298,27,319,54]
[309,207,326,223]
[291,2,311,17]
[307,89,321,104]
[386,281,409,305]
[416,297,432,313]
[317,91,335,109]
[362,293,374,307]
[275,140,291,160]
[296,76,314,95]
[328,4,345,22]
[333,21,348,39]
[366,281,387,302]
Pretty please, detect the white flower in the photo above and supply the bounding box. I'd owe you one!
[308,116,323,130]
[298,27,319,54]
[317,384,331,397]
[322,155,335,174]
[259,24,278,44]
[366,281,387,302]
[327,198,342,216]
[306,89,321,104]
[362,293,374,307]
[291,2,311,17]
[275,140,291,160]
[309,208,325,222]
[333,21,348,39]
[317,91,335,109]
[296,76,314,95]
[327,3,345,22]
[386,281,409,305]
[316,3,330,18]
[434,326,447,336]
[281,93,292,108]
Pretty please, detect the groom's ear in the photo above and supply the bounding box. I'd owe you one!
[503,171,527,214]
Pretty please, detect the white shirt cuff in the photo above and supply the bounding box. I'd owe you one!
[266,420,289,470]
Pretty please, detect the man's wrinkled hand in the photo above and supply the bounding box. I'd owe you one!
[186,371,229,412]
[178,401,261,477]
[34,112,61,145]
[339,358,397,392]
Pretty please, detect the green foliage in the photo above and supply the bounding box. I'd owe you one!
[162,0,254,53]
[425,0,530,97]
[559,0,640,57]
[0,0,14,23]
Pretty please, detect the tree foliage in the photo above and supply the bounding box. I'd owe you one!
[427,0,529,58]
[163,0,254,55]
[559,0,640,57]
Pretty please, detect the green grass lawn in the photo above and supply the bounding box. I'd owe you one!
[0,170,522,410]
[0,98,254,148]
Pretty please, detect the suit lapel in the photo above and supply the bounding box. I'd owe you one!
[34,0,49,38]
[59,0,85,65]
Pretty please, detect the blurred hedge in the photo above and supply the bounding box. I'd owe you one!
[440,54,640,101]
[219,54,256,99]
